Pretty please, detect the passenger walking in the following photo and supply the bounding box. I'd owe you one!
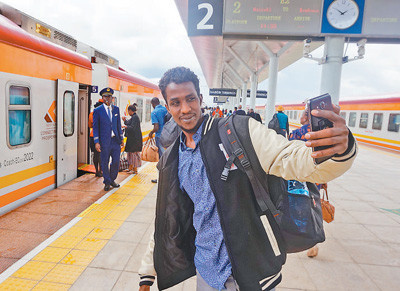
[148,97,168,157]
[234,104,246,115]
[276,105,289,137]
[93,87,124,191]
[138,67,357,291]
[88,99,104,177]
[212,106,223,118]
[122,104,142,174]
[148,97,167,183]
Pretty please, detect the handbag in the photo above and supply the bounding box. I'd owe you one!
[141,138,159,162]
[119,152,129,172]
[320,184,335,223]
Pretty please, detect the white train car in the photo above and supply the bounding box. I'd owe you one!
[0,7,162,215]
[258,95,400,153]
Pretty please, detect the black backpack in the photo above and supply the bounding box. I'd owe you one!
[218,115,325,253]
[268,113,281,133]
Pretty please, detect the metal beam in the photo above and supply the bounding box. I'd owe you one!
[226,46,254,74]
[225,61,245,83]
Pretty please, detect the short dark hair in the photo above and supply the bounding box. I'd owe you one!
[158,67,200,103]
[128,104,136,112]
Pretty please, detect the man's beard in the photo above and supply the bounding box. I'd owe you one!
[180,115,204,134]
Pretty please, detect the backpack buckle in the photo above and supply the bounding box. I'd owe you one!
[234,148,250,169]
[221,166,230,181]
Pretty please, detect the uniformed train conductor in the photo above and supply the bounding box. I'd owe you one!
[93,87,124,191]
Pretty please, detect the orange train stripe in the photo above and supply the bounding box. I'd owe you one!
[353,133,400,145]
[0,161,55,190]
[0,42,91,83]
[0,175,55,208]
[355,138,400,151]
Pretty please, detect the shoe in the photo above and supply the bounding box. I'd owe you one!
[110,181,120,188]
[307,246,319,258]
[104,184,111,191]
[151,179,157,183]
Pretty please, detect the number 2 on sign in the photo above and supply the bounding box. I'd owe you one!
[233,1,241,14]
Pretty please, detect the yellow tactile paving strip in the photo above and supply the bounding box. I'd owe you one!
[0,163,157,290]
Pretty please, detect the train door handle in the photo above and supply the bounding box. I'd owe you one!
[80,97,84,135]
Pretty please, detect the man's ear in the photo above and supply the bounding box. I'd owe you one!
[165,103,170,112]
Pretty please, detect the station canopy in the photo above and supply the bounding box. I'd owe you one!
[175,0,400,89]
[174,0,323,89]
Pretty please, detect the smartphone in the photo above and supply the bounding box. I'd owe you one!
[307,94,334,164]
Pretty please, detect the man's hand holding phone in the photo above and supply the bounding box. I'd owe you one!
[304,97,349,164]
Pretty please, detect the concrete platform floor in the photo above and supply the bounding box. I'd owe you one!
[1,143,399,290]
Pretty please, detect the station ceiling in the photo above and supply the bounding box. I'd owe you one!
[174,0,322,89]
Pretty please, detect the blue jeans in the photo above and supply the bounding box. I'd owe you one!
[155,136,165,158]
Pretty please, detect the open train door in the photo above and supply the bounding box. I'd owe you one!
[57,80,79,186]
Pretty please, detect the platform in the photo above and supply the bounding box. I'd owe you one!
[0,144,399,290]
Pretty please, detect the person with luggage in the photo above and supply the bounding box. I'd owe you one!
[88,99,104,177]
[122,104,142,174]
[288,108,326,258]
[138,67,357,291]
[276,105,289,137]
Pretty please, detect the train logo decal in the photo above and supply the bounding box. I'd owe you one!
[44,101,56,123]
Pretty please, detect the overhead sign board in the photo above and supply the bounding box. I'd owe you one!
[188,0,223,36]
[224,0,323,36]
[221,0,400,40]
[213,96,228,103]
[246,90,268,98]
[209,88,237,96]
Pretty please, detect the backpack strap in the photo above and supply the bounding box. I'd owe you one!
[218,115,280,216]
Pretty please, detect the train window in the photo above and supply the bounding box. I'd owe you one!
[388,113,400,132]
[136,98,143,122]
[348,112,357,127]
[294,111,298,120]
[63,91,75,137]
[372,113,383,130]
[340,112,346,122]
[359,113,368,129]
[8,86,31,147]
[145,99,151,122]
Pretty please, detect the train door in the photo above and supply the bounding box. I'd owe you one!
[57,80,79,186]
[77,86,89,165]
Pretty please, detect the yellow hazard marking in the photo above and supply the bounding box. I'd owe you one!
[32,281,70,291]
[50,236,82,249]
[42,264,86,285]
[1,277,37,289]
[87,227,117,240]
[32,247,70,263]
[75,238,108,252]
[12,261,55,281]
[61,250,97,266]
[1,162,158,289]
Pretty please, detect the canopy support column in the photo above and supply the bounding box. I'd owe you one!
[320,36,345,104]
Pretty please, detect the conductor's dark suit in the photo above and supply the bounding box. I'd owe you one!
[93,104,123,185]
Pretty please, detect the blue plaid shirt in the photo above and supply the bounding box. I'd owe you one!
[178,121,232,290]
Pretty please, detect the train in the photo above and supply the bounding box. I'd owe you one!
[0,4,163,215]
[256,94,400,153]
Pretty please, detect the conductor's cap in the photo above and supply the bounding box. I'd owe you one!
[100,87,114,96]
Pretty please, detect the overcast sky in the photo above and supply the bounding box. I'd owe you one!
[2,0,400,106]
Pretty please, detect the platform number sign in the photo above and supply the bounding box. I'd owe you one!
[91,86,98,93]
[188,0,223,36]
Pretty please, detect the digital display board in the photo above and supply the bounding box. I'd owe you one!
[362,0,400,37]
[223,0,323,35]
